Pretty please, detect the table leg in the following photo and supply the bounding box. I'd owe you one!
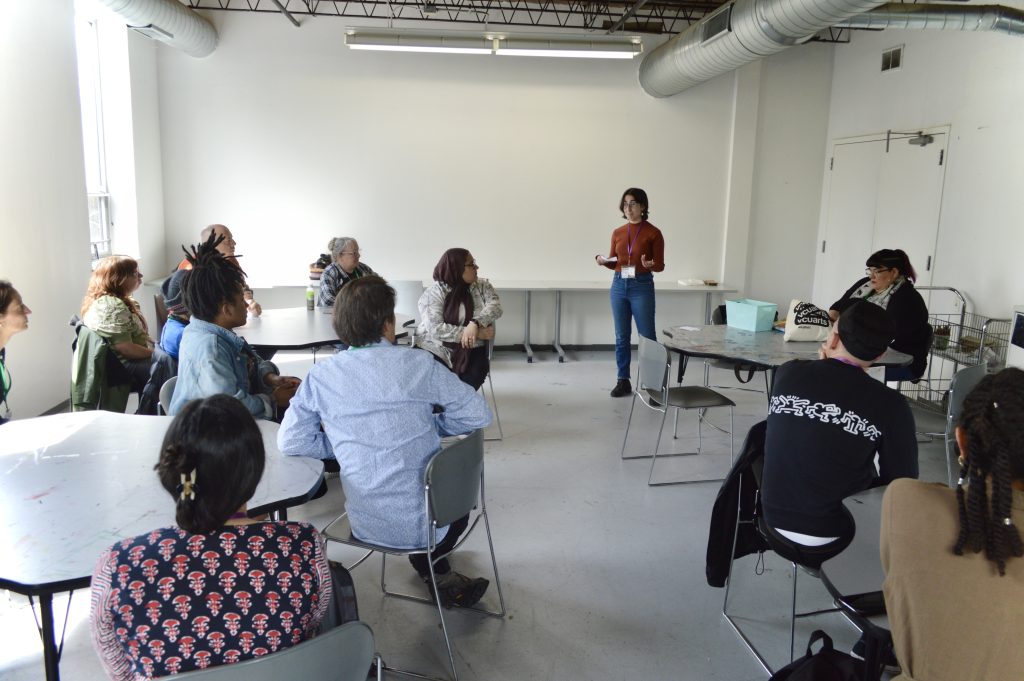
[524,291,534,363]
[38,592,62,681]
[553,290,565,363]
[705,292,712,325]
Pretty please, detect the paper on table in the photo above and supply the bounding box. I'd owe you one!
[603,256,618,263]
[677,326,700,331]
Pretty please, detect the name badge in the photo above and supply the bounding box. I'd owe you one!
[621,266,636,279]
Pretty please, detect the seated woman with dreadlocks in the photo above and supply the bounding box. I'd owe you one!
[169,234,300,419]
[90,395,332,679]
[881,367,1024,681]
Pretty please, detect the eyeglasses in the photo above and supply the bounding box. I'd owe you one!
[623,201,640,208]
[865,267,891,276]
[465,262,479,270]
[341,251,360,257]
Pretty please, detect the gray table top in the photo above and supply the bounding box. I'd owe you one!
[234,307,412,350]
[0,412,323,592]
[661,324,913,368]
[821,486,888,600]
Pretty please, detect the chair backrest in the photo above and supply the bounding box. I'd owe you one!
[711,304,727,325]
[154,293,169,337]
[947,363,988,430]
[172,620,375,681]
[426,429,484,528]
[637,336,669,393]
[159,376,178,416]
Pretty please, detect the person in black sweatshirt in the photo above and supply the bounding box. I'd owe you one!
[762,301,919,551]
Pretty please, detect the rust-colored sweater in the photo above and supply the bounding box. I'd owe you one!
[600,221,665,274]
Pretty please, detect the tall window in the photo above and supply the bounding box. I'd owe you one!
[75,16,112,262]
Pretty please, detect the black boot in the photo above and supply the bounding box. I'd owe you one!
[610,379,632,398]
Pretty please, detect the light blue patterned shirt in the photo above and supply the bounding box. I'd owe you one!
[277,342,491,549]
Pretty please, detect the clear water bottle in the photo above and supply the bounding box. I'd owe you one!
[306,285,315,311]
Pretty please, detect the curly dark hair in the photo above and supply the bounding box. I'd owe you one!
[953,367,1024,575]
[181,232,247,322]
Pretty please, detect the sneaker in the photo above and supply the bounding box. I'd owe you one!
[851,636,901,675]
[610,379,632,398]
[424,570,489,609]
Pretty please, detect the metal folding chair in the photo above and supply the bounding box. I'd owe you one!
[621,336,735,486]
[321,430,506,681]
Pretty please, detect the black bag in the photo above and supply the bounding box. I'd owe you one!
[320,560,360,631]
[769,630,864,681]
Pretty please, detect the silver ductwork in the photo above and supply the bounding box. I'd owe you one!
[639,0,1024,97]
[639,0,887,97]
[834,4,1024,35]
[97,0,218,58]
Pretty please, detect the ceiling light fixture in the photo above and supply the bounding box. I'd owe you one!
[345,29,642,59]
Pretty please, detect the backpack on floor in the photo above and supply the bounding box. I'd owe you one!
[769,630,864,681]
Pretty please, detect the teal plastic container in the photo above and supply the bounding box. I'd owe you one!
[725,299,778,332]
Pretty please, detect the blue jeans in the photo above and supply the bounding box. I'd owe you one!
[610,273,656,380]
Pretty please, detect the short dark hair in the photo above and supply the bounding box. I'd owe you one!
[866,248,917,282]
[332,275,395,347]
[181,232,246,322]
[620,187,650,221]
[954,367,1024,575]
[155,395,266,534]
[0,281,16,316]
[837,300,895,361]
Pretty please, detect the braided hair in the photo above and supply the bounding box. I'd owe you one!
[953,367,1024,575]
[180,232,247,322]
[155,395,266,534]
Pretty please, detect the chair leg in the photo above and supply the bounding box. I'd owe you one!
[426,554,459,681]
[790,562,798,663]
[620,392,640,459]
[646,408,670,486]
[481,506,508,618]
[484,372,503,442]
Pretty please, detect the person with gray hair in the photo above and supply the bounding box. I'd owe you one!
[317,236,376,307]
[175,224,261,316]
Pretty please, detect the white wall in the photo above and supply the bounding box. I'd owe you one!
[153,11,840,343]
[747,43,834,311]
[0,0,92,417]
[819,27,1024,318]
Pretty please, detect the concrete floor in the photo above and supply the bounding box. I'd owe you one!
[0,348,950,681]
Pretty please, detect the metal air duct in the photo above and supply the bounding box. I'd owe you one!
[96,0,218,58]
[638,0,1024,97]
[834,4,1024,35]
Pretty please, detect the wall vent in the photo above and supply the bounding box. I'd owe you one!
[881,45,903,72]
[700,4,733,45]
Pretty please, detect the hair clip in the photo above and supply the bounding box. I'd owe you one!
[178,469,197,501]
[1004,517,1013,527]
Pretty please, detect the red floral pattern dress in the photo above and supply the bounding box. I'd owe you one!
[90,522,332,679]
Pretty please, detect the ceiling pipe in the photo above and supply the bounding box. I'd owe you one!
[833,3,1024,35]
[638,0,1024,97]
[96,0,219,58]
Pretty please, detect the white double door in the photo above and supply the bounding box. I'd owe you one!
[814,126,949,307]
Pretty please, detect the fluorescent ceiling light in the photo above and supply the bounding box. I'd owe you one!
[344,29,641,59]
[345,32,493,55]
[499,38,641,59]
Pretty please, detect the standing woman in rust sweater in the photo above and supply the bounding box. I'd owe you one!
[596,188,665,397]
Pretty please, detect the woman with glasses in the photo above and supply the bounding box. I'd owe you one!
[0,281,31,424]
[828,248,929,381]
[596,187,665,398]
[317,237,376,308]
[82,255,155,394]
[417,248,502,390]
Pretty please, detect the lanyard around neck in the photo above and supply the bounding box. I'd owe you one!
[626,222,644,259]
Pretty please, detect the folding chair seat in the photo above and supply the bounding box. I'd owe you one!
[321,430,506,681]
[621,336,735,486]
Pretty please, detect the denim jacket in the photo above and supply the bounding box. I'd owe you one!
[169,318,278,419]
